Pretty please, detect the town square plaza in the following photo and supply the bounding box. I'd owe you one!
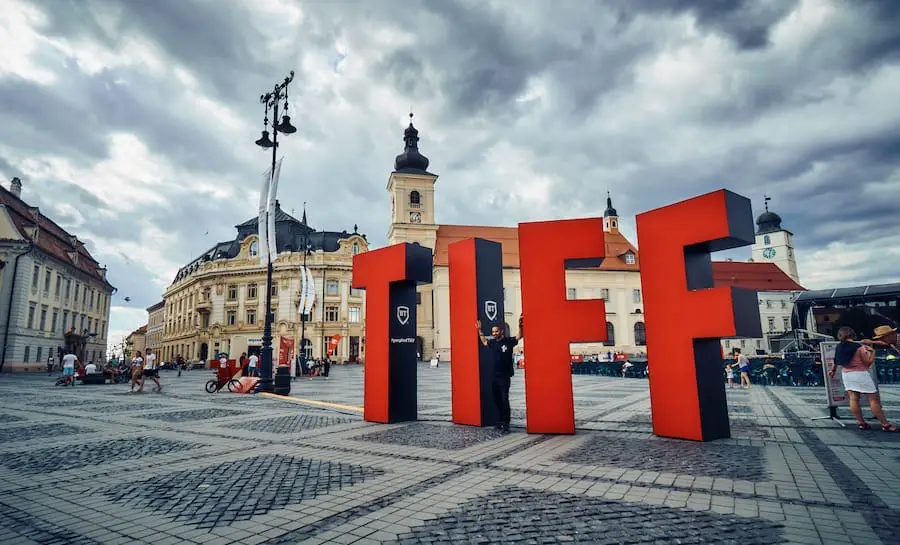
[0,365,898,545]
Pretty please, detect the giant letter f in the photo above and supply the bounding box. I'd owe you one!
[637,190,761,442]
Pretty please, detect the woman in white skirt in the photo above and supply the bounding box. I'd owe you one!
[828,326,897,431]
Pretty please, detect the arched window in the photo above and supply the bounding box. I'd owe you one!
[603,322,615,346]
[409,191,421,205]
[352,242,360,255]
[634,321,646,346]
[763,235,771,245]
[249,240,258,257]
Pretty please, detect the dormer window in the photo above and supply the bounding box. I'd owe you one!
[352,242,360,255]
[249,240,259,257]
[624,252,635,265]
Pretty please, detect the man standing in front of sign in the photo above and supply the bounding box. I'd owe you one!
[477,315,524,432]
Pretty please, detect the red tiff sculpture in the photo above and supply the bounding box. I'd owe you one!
[352,189,761,441]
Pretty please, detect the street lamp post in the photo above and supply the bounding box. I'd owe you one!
[254,71,297,393]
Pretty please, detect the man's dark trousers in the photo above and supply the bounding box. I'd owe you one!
[492,374,511,426]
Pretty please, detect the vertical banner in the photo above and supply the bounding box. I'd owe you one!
[279,336,294,366]
[257,165,272,264]
[267,157,284,263]
[518,218,608,434]
[636,189,761,442]
[448,238,504,427]
[820,342,848,408]
[328,334,342,357]
[352,243,433,423]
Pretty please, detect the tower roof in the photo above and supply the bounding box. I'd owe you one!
[603,192,618,218]
[756,195,783,234]
[393,112,431,174]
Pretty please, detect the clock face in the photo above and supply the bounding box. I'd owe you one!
[762,247,776,259]
[410,212,422,223]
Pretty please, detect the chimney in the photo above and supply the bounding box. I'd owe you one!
[9,177,22,198]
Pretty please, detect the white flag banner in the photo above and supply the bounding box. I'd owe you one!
[297,266,308,315]
[267,157,284,263]
[304,266,316,314]
[257,165,272,265]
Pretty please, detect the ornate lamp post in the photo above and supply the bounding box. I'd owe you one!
[254,71,297,393]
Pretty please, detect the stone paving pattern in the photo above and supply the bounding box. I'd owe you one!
[0,365,897,544]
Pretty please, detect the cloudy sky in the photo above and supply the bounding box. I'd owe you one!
[1,0,898,350]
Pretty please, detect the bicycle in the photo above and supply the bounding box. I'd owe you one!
[205,376,241,393]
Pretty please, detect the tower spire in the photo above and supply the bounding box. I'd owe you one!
[393,110,430,173]
[301,201,307,226]
[764,194,771,212]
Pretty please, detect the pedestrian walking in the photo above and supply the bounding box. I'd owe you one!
[477,315,524,432]
[61,350,78,386]
[138,349,162,392]
[829,326,896,432]
[247,353,258,377]
[46,355,55,376]
[733,348,752,389]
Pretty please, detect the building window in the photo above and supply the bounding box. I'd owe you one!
[724,340,731,349]
[101,321,106,338]
[24,346,30,363]
[740,339,746,348]
[352,242,360,255]
[632,289,641,303]
[89,290,95,310]
[80,315,85,332]
[43,270,51,293]
[249,240,259,257]
[634,321,646,346]
[416,292,422,305]
[51,310,58,332]
[325,305,339,322]
[350,287,363,297]
[227,311,236,325]
[326,279,339,296]
[37,346,43,362]
[763,235,771,245]
[409,190,421,205]
[227,285,237,300]
[783,317,790,330]
[31,265,40,288]
[567,288,576,300]
[766,300,772,308]
[247,284,257,299]
[246,310,256,325]
[39,306,47,330]
[624,253,635,265]
[270,283,278,297]
[604,322,615,346]
[55,274,62,297]
[780,300,787,309]
[756,340,762,349]
[600,288,610,302]
[73,284,79,303]
[349,306,361,323]
[27,304,36,329]
[87,318,92,333]
[65,279,71,300]
[768,317,775,332]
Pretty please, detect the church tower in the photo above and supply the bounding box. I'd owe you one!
[751,196,800,282]
[386,113,439,250]
[386,113,438,359]
[603,192,619,234]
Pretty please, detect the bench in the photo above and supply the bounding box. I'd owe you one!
[81,373,107,385]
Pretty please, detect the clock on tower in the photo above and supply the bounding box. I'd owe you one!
[762,247,776,259]
[409,211,422,224]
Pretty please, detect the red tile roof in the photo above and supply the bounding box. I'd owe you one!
[433,224,639,271]
[712,261,805,291]
[0,184,113,290]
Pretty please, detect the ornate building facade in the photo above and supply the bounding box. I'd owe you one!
[161,203,367,366]
[145,300,164,355]
[0,177,114,371]
[385,118,647,361]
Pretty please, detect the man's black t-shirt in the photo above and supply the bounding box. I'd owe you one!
[487,337,518,378]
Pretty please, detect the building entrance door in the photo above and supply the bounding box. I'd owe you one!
[349,336,360,362]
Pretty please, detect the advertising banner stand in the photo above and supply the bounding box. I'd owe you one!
[812,341,847,427]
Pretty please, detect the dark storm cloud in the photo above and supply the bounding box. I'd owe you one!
[25,0,278,106]
[610,0,801,50]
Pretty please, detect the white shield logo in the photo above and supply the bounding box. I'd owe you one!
[396,306,410,326]
[484,300,498,321]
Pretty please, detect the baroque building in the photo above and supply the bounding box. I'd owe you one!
[0,177,114,371]
[145,300,164,355]
[161,202,367,366]
[385,117,647,361]
[125,324,147,359]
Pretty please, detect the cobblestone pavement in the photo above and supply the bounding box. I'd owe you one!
[1,365,898,544]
